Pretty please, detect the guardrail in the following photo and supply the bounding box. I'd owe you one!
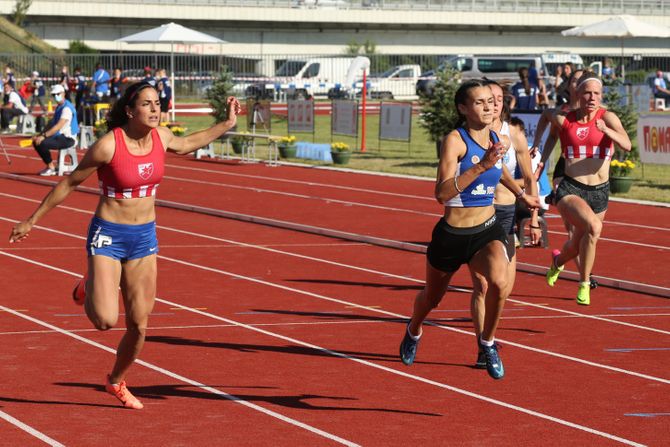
[39,0,669,14]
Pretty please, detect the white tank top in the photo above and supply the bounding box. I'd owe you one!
[499,121,518,175]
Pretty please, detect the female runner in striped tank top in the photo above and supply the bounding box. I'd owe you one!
[9,81,241,409]
[399,79,540,380]
[540,73,631,306]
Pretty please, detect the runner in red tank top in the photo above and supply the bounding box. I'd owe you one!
[9,81,241,409]
[536,73,631,306]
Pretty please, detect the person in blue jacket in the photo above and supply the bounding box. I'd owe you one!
[32,84,80,176]
[91,63,111,100]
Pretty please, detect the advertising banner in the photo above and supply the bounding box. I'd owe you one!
[637,113,670,165]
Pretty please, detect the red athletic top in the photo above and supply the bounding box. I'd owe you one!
[560,108,613,160]
[98,127,165,199]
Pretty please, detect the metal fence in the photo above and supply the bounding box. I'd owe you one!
[2,52,669,100]
[47,0,670,14]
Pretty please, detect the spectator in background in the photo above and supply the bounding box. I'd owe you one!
[31,84,79,176]
[652,70,670,102]
[109,67,127,103]
[510,67,538,110]
[91,63,111,101]
[1,82,28,132]
[143,66,156,86]
[18,79,33,103]
[3,65,15,89]
[551,65,564,103]
[528,60,548,108]
[156,68,172,123]
[71,67,87,123]
[59,65,71,102]
[29,71,46,114]
[602,59,616,83]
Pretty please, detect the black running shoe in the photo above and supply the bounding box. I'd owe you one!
[475,348,486,369]
[590,275,598,289]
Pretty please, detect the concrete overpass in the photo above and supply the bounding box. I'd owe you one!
[4,0,670,56]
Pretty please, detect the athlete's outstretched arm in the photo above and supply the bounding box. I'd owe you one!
[164,97,241,155]
[8,136,113,243]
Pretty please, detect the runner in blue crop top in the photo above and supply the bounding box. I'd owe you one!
[399,79,540,380]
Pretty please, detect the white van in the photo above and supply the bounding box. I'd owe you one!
[246,57,354,100]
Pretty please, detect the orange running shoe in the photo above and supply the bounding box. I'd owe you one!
[72,274,87,306]
[105,375,144,410]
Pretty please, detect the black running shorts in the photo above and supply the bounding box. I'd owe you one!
[426,215,509,273]
[555,175,609,214]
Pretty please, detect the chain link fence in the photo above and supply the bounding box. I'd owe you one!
[2,52,669,101]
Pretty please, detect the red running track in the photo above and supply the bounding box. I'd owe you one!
[0,141,669,446]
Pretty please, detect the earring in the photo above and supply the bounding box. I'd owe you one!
[127,114,133,118]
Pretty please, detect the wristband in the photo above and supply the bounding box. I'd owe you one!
[454,176,463,193]
[529,224,541,229]
[515,188,525,198]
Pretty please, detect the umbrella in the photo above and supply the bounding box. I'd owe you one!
[117,22,226,121]
[561,15,670,81]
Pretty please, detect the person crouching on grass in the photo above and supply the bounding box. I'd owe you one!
[9,81,241,409]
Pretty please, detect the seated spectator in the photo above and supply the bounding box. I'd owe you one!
[29,71,46,114]
[652,70,670,102]
[1,82,28,132]
[510,67,539,110]
[31,85,79,176]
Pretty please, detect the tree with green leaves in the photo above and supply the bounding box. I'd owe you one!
[11,0,32,27]
[418,68,461,157]
[603,85,638,160]
[206,66,235,123]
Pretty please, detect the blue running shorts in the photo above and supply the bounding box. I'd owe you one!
[86,216,159,261]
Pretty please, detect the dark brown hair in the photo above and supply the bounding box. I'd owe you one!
[106,81,157,129]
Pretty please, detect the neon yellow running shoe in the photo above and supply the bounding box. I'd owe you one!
[577,282,591,306]
[546,249,564,287]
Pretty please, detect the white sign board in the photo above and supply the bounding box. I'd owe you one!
[287,99,314,133]
[379,102,412,141]
[332,100,358,137]
[637,113,670,165]
[510,111,545,148]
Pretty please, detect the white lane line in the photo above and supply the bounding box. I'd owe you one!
[162,175,439,217]
[545,229,670,251]
[0,252,647,447]
[165,163,433,201]
[1,214,669,379]
[0,410,65,447]
[0,301,359,447]
[0,320,388,336]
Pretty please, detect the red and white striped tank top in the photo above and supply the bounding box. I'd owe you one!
[559,108,614,160]
[98,127,165,199]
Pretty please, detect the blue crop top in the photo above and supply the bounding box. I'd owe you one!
[444,128,503,208]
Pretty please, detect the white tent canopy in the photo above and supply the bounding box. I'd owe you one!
[561,15,670,80]
[117,23,226,120]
